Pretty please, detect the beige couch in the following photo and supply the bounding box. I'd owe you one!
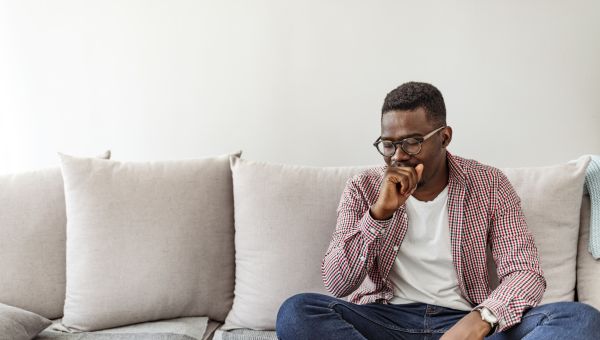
[0,152,598,340]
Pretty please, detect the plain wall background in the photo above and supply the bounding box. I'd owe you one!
[1,0,599,174]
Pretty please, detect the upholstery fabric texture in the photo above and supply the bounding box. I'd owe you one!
[37,317,208,340]
[213,329,277,340]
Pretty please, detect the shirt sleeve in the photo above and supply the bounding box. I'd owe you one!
[475,171,547,332]
[321,177,391,298]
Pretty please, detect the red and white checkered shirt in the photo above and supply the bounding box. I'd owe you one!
[321,152,546,332]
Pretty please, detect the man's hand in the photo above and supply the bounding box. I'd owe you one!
[370,164,424,220]
[440,311,491,340]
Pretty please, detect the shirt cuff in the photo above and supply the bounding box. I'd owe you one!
[473,300,506,332]
[360,207,394,243]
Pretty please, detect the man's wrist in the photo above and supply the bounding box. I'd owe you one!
[469,310,492,337]
[476,317,492,337]
[476,307,499,336]
[369,204,393,221]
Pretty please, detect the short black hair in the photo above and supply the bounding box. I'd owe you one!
[381,82,446,126]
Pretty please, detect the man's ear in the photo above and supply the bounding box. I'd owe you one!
[441,126,453,148]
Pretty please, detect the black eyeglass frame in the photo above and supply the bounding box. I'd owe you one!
[373,126,446,157]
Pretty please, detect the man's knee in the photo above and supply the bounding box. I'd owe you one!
[276,293,331,338]
[278,293,311,320]
[561,302,600,327]
[535,301,600,327]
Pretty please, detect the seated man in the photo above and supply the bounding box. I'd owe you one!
[276,82,600,339]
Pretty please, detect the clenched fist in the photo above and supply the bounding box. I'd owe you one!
[370,164,424,220]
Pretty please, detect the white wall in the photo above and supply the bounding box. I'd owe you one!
[1,0,599,174]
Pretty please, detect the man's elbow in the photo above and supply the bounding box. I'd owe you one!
[322,279,355,299]
[321,263,357,298]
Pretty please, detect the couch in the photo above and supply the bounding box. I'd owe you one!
[0,152,598,340]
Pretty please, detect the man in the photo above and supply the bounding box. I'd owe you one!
[276,82,600,339]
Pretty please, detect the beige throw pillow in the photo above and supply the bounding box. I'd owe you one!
[0,151,110,319]
[222,157,367,330]
[59,153,237,331]
[500,156,590,304]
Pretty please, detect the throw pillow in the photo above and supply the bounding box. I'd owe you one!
[222,157,367,330]
[0,303,52,340]
[500,156,590,304]
[0,151,110,319]
[59,152,237,331]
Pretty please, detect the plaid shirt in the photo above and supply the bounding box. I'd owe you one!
[321,152,546,332]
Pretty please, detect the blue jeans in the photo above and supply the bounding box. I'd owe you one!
[276,293,600,340]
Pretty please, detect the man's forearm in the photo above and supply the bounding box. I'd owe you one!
[322,207,390,297]
[441,311,491,340]
[477,270,545,332]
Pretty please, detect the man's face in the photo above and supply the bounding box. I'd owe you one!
[380,107,451,188]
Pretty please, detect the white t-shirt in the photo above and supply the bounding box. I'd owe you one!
[388,185,472,311]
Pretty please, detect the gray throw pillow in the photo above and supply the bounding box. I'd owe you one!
[0,303,51,340]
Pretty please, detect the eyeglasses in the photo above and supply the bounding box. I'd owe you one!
[373,126,446,157]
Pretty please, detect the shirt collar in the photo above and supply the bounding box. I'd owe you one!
[446,151,467,188]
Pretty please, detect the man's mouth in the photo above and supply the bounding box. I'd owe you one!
[392,161,420,168]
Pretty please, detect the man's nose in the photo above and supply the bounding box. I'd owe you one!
[391,145,411,164]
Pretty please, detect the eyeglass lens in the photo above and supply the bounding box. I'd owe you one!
[378,139,421,156]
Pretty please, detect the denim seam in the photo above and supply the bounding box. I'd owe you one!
[520,311,553,340]
[327,301,430,334]
[521,311,553,324]
[324,300,371,339]
[424,307,451,334]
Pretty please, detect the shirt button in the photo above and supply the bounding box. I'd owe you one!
[393,246,399,251]
[359,256,366,262]
[369,227,376,233]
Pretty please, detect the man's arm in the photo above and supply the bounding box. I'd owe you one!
[475,171,547,332]
[322,165,422,297]
[441,310,492,340]
[443,171,546,339]
[321,178,391,297]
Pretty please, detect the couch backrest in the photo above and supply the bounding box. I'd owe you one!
[1,155,595,325]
